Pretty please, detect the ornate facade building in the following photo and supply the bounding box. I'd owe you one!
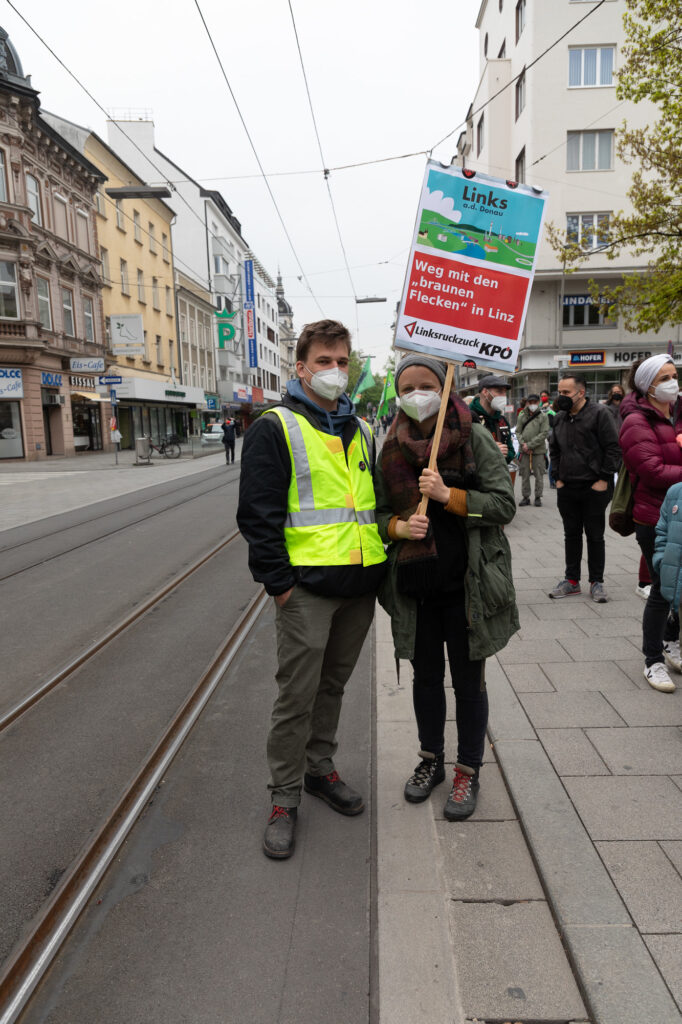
[0,29,109,460]
[276,271,295,389]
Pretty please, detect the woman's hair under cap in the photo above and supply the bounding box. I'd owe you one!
[395,353,447,389]
[634,353,674,395]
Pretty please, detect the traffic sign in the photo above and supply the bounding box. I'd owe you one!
[99,375,122,385]
[109,389,117,405]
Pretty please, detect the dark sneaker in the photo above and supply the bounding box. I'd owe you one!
[590,581,608,603]
[443,764,480,821]
[404,751,445,803]
[263,805,297,859]
[534,497,542,507]
[518,497,531,506]
[548,579,581,599]
[304,770,364,816]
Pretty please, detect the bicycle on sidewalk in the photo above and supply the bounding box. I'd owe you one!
[147,434,182,459]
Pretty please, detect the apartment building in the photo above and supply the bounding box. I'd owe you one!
[456,0,672,401]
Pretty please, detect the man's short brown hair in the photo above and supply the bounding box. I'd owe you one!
[295,319,351,364]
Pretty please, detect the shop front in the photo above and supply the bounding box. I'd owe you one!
[0,366,25,459]
[69,374,106,451]
[101,375,206,450]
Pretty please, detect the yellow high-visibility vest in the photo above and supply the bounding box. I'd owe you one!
[265,407,386,568]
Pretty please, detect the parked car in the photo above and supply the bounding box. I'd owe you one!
[201,423,225,445]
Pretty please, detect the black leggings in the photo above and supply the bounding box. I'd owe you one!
[410,597,488,771]
[635,522,678,666]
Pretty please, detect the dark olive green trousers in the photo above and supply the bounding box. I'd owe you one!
[268,586,375,807]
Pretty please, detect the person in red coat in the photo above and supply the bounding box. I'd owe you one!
[619,354,682,692]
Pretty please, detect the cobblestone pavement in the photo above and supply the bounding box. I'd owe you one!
[376,481,681,1024]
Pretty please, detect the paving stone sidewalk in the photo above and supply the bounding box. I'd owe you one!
[376,483,681,1024]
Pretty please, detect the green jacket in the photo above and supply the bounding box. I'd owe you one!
[516,408,550,453]
[470,395,515,464]
[374,423,520,662]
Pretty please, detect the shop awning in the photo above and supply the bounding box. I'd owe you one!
[71,391,108,403]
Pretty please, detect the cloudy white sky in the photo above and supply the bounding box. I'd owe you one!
[3,0,483,372]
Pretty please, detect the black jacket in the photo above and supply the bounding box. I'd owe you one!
[549,398,621,484]
[221,421,236,444]
[237,394,385,597]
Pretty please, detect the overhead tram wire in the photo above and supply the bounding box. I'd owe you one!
[4,0,309,306]
[286,0,360,338]
[428,0,608,155]
[191,0,325,317]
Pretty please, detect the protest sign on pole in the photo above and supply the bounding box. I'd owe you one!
[394,161,548,374]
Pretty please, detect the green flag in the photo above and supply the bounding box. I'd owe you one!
[377,369,396,416]
[352,356,375,399]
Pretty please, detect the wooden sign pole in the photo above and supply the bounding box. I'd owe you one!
[416,361,455,516]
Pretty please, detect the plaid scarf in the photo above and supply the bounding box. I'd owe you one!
[381,394,477,595]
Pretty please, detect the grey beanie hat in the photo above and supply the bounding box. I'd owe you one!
[395,353,447,390]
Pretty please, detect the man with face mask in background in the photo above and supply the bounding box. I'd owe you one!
[548,373,621,602]
[470,375,516,466]
[238,319,386,859]
[516,393,550,507]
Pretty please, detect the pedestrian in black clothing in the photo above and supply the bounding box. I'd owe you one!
[221,418,236,463]
[548,373,621,603]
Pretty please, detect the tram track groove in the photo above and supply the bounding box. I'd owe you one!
[0,588,268,1024]
[0,528,243,733]
[0,468,239,582]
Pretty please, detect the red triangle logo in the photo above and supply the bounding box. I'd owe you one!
[404,320,417,338]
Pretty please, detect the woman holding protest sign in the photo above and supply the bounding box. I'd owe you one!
[373,353,518,819]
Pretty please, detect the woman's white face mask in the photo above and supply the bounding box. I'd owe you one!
[650,378,680,404]
[399,389,442,422]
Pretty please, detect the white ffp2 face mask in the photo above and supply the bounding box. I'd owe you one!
[651,379,679,404]
[490,395,507,413]
[305,366,348,401]
[399,389,442,422]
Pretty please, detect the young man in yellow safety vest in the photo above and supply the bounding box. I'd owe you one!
[237,319,386,859]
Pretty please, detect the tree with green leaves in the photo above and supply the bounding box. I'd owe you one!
[548,0,682,332]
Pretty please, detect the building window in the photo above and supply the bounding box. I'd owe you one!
[95,190,106,216]
[148,222,156,253]
[566,212,611,250]
[53,196,69,239]
[165,285,173,316]
[155,335,162,363]
[137,268,145,302]
[76,209,90,253]
[120,259,130,295]
[0,149,7,203]
[36,277,52,330]
[133,209,142,243]
[515,147,526,184]
[569,46,615,88]
[26,173,42,225]
[152,277,160,310]
[62,287,75,337]
[214,254,221,275]
[116,200,125,230]
[162,232,169,262]
[567,130,613,171]
[563,296,614,329]
[0,261,19,319]
[484,33,489,57]
[498,39,506,58]
[101,247,110,285]
[83,296,95,342]
[476,113,485,156]
[515,0,526,42]
[515,70,526,119]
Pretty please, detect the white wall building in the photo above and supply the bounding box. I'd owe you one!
[455,0,676,401]
[106,119,281,418]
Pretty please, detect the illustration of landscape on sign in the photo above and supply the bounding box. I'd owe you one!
[417,168,545,272]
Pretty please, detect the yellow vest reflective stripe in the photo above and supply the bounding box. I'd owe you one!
[265,407,386,568]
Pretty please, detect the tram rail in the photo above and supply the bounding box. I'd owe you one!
[0,587,268,1024]
[0,528,243,733]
